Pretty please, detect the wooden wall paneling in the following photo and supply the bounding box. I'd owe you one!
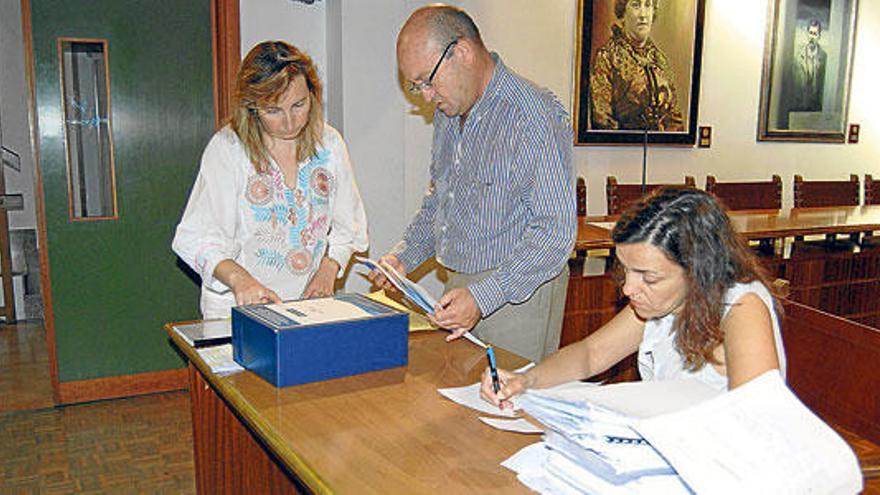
[782,301,880,445]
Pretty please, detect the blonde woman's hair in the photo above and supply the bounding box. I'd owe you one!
[229,41,324,173]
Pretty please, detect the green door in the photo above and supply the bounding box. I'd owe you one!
[30,0,213,383]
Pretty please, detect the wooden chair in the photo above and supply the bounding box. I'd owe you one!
[573,177,588,261]
[865,174,879,206]
[705,175,782,211]
[793,174,859,208]
[606,175,696,215]
[863,175,880,248]
[792,174,860,252]
[706,175,783,257]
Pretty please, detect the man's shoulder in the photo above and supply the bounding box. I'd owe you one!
[497,67,568,122]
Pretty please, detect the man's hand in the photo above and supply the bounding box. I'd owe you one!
[302,257,340,298]
[430,288,482,341]
[367,254,405,292]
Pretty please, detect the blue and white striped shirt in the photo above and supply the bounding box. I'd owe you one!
[393,55,576,317]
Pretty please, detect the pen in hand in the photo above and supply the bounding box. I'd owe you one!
[486,344,500,395]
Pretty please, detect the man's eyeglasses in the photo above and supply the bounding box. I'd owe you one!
[407,39,458,95]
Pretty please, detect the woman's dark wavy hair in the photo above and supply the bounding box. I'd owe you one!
[611,187,779,370]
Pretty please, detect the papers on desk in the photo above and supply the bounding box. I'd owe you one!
[196,344,243,375]
[636,370,863,494]
[437,363,536,418]
[504,370,863,494]
[479,417,543,434]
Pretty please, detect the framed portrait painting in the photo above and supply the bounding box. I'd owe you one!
[757,0,859,142]
[573,0,707,146]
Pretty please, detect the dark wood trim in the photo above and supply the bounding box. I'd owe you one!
[58,367,188,404]
[211,0,240,128]
[19,0,61,404]
[0,143,16,322]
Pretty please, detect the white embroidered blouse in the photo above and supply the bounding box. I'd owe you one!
[172,124,368,318]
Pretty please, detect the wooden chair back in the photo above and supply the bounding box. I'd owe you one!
[576,177,587,217]
[705,175,782,211]
[866,175,879,205]
[793,174,860,208]
[606,175,696,215]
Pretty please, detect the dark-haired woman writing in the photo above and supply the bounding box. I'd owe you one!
[173,41,368,318]
[481,187,785,406]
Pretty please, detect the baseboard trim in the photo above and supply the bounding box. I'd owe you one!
[58,367,189,404]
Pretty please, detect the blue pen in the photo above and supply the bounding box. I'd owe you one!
[486,345,500,394]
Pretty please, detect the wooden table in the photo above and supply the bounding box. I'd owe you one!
[165,324,535,494]
[576,204,880,251]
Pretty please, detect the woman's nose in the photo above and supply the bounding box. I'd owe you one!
[621,275,640,297]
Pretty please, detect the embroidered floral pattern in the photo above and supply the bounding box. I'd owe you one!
[310,168,335,198]
[246,150,334,277]
[245,174,273,205]
[286,249,312,274]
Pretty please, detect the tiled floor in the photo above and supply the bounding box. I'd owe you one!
[0,321,53,412]
[0,392,196,494]
[1,320,195,493]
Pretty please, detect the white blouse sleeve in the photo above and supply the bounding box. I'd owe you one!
[172,130,244,292]
[325,127,369,276]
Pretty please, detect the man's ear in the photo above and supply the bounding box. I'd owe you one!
[455,37,476,66]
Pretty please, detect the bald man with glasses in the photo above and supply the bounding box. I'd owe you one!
[370,5,575,362]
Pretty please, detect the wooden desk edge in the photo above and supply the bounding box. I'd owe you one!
[163,323,335,494]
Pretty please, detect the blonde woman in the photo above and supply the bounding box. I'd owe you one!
[173,41,368,318]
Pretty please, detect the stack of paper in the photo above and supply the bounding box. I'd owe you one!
[511,379,717,493]
[196,344,244,374]
[504,371,863,494]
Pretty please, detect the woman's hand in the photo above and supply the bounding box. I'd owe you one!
[480,368,532,410]
[303,257,340,298]
[215,259,282,306]
[230,273,282,306]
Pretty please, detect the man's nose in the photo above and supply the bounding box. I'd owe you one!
[419,85,436,101]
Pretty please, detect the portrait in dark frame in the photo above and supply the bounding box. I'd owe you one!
[573,0,707,146]
[757,0,858,142]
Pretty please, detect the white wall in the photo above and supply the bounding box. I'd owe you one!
[239,0,880,294]
[0,0,38,231]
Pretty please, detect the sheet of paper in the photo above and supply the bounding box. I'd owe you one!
[436,370,569,419]
[479,417,543,434]
[266,298,370,325]
[196,344,244,374]
[438,382,519,417]
[590,221,616,231]
[635,370,863,494]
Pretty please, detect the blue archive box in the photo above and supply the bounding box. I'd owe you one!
[231,293,409,387]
